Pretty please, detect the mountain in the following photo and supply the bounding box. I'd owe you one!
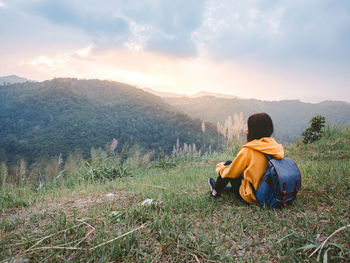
[190,91,237,99]
[143,87,237,99]
[0,79,219,163]
[164,96,350,142]
[0,75,29,85]
[142,87,188,98]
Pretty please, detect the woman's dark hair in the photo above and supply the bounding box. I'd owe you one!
[247,113,274,141]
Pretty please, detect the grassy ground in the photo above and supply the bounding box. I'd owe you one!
[1,127,349,262]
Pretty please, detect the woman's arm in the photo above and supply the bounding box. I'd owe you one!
[216,148,250,179]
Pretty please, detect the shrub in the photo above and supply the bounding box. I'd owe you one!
[79,149,129,181]
[302,115,326,143]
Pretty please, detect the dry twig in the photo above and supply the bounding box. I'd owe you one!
[134,183,189,194]
[8,222,85,248]
[2,208,149,263]
[2,223,147,263]
[189,252,201,263]
[309,224,350,261]
[74,221,95,247]
[5,222,86,263]
[88,223,147,251]
[135,183,169,190]
[39,253,54,263]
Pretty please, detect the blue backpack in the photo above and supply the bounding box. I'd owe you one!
[255,155,301,208]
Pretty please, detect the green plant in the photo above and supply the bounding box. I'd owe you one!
[151,158,177,169]
[79,150,130,181]
[1,162,8,196]
[302,115,326,144]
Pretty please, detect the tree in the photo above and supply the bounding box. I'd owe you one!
[302,115,326,144]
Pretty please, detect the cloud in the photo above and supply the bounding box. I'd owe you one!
[76,44,94,57]
[28,0,80,25]
[29,44,96,70]
[0,1,6,8]
[146,32,198,57]
[26,0,130,44]
[14,0,350,61]
[22,0,207,56]
[119,0,206,32]
[26,47,175,88]
[194,0,350,62]
[31,54,68,69]
[118,0,206,56]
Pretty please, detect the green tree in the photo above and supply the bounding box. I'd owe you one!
[302,115,326,143]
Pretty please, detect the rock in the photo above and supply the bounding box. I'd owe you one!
[141,199,154,206]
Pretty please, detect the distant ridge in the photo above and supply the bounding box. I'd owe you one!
[190,91,237,99]
[164,96,350,142]
[143,87,188,98]
[143,87,237,99]
[0,75,30,85]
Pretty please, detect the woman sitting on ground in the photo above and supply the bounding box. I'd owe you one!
[208,112,284,204]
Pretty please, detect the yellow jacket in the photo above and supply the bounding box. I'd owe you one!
[216,137,284,204]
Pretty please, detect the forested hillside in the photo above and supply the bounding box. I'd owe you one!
[0,78,219,163]
[164,96,350,141]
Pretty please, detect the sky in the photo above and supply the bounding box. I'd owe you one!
[0,0,349,103]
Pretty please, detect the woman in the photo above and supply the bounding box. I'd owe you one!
[208,113,284,204]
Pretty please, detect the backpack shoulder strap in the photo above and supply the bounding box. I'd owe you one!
[264,154,274,161]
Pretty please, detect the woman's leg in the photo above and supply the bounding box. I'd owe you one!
[214,175,231,193]
[215,175,243,198]
[214,160,234,193]
[229,176,243,199]
[210,161,243,197]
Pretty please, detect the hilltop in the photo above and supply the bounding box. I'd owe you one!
[0,75,30,85]
[0,78,219,163]
[0,126,349,261]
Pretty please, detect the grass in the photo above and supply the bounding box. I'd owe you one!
[0,127,349,262]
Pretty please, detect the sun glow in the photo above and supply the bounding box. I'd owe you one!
[20,44,348,102]
[26,46,252,97]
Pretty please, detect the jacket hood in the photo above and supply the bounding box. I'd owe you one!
[242,137,284,159]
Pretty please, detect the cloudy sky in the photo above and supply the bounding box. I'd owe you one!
[0,0,349,102]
